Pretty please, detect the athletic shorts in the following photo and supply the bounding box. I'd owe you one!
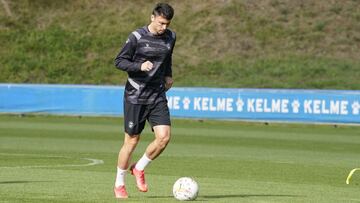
[124,99,171,135]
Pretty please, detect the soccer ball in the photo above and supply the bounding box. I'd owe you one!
[172,177,199,201]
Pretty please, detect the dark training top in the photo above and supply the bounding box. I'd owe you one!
[115,26,176,105]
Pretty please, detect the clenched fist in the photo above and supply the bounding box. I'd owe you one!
[141,61,154,72]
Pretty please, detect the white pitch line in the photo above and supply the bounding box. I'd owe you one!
[68,158,104,167]
[346,168,360,184]
[0,153,104,169]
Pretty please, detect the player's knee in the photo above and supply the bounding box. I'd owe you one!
[162,134,171,145]
[124,134,140,149]
[157,133,170,149]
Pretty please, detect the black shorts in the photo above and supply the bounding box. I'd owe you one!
[124,99,171,135]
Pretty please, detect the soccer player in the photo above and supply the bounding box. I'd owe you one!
[113,3,176,199]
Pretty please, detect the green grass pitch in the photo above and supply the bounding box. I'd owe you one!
[0,115,359,203]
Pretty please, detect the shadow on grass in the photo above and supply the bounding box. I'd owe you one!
[148,194,303,200]
[202,194,303,198]
[0,181,52,184]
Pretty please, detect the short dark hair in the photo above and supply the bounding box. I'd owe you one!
[152,3,174,20]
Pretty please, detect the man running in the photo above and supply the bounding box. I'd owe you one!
[113,2,176,199]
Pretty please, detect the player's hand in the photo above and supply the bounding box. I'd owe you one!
[141,61,154,72]
[165,76,173,91]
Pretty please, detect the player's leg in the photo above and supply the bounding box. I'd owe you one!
[145,99,171,160]
[117,133,140,169]
[114,133,139,198]
[145,125,171,160]
[114,101,146,198]
[131,100,171,192]
[131,125,170,174]
[130,125,170,192]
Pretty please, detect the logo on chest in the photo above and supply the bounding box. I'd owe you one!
[144,42,170,50]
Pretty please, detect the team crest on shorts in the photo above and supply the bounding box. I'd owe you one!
[128,121,134,129]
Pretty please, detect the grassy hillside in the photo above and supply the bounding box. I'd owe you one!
[1,0,359,89]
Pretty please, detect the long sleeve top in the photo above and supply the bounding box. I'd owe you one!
[115,26,176,104]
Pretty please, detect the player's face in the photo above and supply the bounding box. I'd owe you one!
[150,15,171,35]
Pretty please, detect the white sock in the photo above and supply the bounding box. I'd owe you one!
[115,167,127,187]
[135,153,152,171]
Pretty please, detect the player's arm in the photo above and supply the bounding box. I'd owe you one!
[164,35,176,91]
[164,53,174,91]
[114,34,142,72]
